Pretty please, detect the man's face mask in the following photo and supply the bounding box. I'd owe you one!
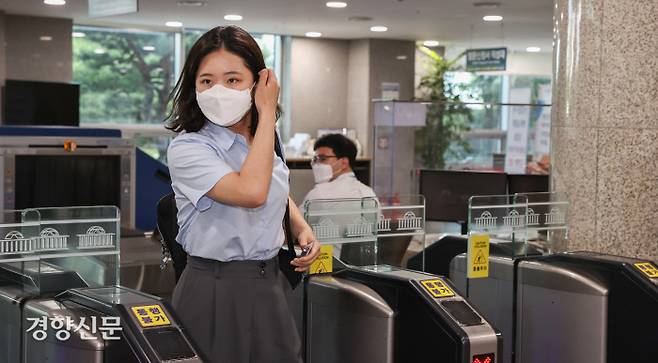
[311,162,335,184]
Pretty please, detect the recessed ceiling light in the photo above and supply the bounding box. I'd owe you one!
[326,1,347,8]
[423,40,440,47]
[177,0,205,6]
[43,0,66,5]
[526,46,541,52]
[305,32,322,38]
[483,15,503,22]
[94,48,106,54]
[143,45,156,51]
[72,32,86,38]
[224,14,243,21]
[40,36,53,41]
[370,26,388,32]
[165,21,183,27]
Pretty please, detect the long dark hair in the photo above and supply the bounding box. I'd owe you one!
[165,25,279,134]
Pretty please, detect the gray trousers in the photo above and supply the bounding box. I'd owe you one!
[172,255,303,363]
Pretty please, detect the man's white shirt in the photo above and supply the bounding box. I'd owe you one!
[300,172,377,257]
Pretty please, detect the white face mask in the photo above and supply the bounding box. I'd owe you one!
[311,163,334,184]
[196,84,253,127]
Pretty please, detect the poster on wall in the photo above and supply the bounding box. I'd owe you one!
[533,84,552,156]
[505,88,532,174]
[89,0,138,17]
[466,48,507,72]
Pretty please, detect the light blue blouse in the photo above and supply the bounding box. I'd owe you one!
[167,121,289,261]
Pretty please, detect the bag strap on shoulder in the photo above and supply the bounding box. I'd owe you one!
[274,132,296,255]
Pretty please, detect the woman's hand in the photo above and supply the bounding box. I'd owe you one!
[291,228,321,272]
[254,68,279,117]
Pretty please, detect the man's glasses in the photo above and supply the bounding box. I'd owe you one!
[311,154,338,163]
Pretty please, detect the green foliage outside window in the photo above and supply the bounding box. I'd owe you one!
[73,26,175,124]
[74,27,277,126]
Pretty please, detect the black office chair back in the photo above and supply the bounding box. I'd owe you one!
[156,192,188,281]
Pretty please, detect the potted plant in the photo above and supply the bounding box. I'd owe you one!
[416,46,472,170]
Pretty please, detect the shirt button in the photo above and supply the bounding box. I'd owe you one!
[260,269,266,277]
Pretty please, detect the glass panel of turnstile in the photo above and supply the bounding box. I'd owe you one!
[377,195,426,269]
[300,198,500,363]
[303,197,379,266]
[448,193,568,363]
[0,206,203,363]
[0,209,42,363]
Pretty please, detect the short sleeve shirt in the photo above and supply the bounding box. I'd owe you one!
[167,121,289,261]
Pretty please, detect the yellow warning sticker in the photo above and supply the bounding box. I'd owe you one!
[131,304,171,327]
[309,245,333,274]
[634,262,658,279]
[420,279,455,298]
[467,233,490,279]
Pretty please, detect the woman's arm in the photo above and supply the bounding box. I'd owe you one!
[288,197,321,271]
[205,69,279,208]
[289,196,310,238]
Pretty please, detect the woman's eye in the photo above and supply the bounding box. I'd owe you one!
[227,78,240,85]
[200,79,211,85]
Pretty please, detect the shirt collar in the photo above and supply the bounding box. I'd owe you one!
[204,120,241,151]
[333,171,356,182]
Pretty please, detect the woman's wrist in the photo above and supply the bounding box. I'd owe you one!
[295,225,313,239]
[258,107,277,124]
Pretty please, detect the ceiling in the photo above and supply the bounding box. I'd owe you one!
[0,0,554,52]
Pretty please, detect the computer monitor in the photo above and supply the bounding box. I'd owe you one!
[507,174,549,194]
[419,170,508,223]
[2,79,79,126]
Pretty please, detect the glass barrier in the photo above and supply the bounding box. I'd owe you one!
[303,196,427,269]
[304,197,379,266]
[378,195,426,269]
[467,193,570,258]
[37,206,121,290]
[515,192,569,254]
[0,209,42,294]
[468,194,529,257]
[373,100,551,198]
[0,206,120,295]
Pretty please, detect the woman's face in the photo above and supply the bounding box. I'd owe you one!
[195,48,254,93]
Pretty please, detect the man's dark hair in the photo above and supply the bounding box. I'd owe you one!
[314,134,357,168]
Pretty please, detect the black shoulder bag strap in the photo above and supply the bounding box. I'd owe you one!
[274,132,303,288]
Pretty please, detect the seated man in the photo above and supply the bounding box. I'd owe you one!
[302,134,375,203]
[301,134,376,264]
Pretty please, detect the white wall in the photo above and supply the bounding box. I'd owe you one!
[5,15,72,83]
[346,39,370,154]
[505,51,553,76]
[289,37,416,156]
[290,37,349,136]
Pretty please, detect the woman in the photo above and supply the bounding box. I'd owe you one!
[165,25,320,362]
